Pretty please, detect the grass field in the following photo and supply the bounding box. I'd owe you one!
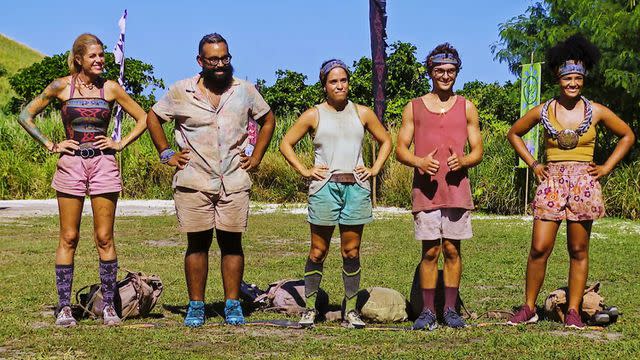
[0,34,44,109]
[0,210,639,359]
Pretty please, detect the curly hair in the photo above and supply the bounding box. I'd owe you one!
[425,43,462,73]
[546,34,601,75]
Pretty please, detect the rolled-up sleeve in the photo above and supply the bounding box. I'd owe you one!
[247,84,270,120]
[152,86,178,123]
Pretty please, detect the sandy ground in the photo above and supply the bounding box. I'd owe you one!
[0,199,412,219]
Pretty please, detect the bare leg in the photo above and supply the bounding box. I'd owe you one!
[442,239,462,287]
[524,219,561,309]
[185,229,213,301]
[90,193,118,261]
[566,220,592,312]
[216,229,244,300]
[419,240,441,289]
[56,192,84,265]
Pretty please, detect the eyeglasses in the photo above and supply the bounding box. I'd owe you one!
[201,55,232,66]
[433,68,458,77]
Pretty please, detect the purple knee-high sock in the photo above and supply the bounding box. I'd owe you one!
[421,288,436,313]
[99,259,118,309]
[55,264,74,308]
[444,286,459,311]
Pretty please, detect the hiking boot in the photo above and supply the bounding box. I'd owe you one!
[412,308,437,331]
[184,300,205,328]
[299,308,317,328]
[55,306,77,327]
[102,304,121,326]
[343,310,365,329]
[443,307,466,328]
[224,299,245,325]
[507,304,538,325]
[564,309,585,330]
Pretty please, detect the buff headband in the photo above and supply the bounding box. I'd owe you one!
[428,52,459,66]
[320,59,349,78]
[558,61,586,77]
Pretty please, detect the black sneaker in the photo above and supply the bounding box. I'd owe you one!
[443,307,466,328]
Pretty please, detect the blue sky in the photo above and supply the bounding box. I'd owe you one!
[1,1,535,95]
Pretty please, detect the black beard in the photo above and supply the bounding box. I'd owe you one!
[202,65,234,89]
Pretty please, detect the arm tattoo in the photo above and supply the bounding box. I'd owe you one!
[17,91,54,147]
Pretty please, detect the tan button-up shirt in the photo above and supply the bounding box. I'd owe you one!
[152,75,270,194]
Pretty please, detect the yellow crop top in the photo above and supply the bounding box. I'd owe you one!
[544,105,596,162]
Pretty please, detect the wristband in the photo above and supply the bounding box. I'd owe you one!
[160,148,176,164]
[530,160,539,169]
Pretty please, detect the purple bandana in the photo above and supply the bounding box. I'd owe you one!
[558,61,586,76]
[320,59,349,78]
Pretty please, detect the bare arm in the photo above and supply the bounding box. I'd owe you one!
[356,105,392,180]
[507,104,549,181]
[94,81,147,151]
[240,110,275,171]
[18,78,71,152]
[451,99,483,169]
[587,103,635,179]
[146,109,190,169]
[279,108,326,179]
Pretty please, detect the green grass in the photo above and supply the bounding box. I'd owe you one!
[0,34,45,109]
[0,212,639,359]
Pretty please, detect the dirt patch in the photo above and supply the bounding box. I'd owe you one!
[145,240,182,247]
[549,330,623,341]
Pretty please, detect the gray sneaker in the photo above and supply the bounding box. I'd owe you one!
[55,306,77,327]
[299,308,317,328]
[103,305,121,326]
[343,310,366,329]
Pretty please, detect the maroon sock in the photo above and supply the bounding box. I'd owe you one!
[444,286,459,310]
[421,288,436,313]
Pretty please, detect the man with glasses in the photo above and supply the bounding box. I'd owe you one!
[396,43,483,330]
[146,33,275,327]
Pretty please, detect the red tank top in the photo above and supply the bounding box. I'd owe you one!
[411,95,474,212]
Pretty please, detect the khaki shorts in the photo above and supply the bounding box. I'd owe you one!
[173,186,250,233]
[414,208,473,241]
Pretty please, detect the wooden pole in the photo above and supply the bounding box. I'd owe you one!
[371,141,377,208]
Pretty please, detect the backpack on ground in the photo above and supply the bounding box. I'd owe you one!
[251,279,329,315]
[355,287,409,323]
[76,268,163,319]
[409,265,465,321]
[544,282,616,324]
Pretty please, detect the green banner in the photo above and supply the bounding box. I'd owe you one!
[518,63,542,168]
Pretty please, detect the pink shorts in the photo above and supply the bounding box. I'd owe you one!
[532,162,605,221]
[51,154,122,197]
[173,187,250,233]
[413,208,473,241]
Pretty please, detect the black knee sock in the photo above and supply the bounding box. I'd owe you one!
[342,257,361,311]
[304,258,323,309]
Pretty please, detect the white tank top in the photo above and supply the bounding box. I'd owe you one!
[308,101,370,194]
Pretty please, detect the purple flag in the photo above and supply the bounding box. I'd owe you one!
[111,9,127,141]
[369,0,387,124]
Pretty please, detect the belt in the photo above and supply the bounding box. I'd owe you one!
[328,173,357,184]
[73,148,116,158]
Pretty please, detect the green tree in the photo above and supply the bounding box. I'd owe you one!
[258,70,322,116]
[492,0,640,161]
[8,51,164,112]
[457,80,520,126]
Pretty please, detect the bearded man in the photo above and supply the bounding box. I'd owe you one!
[146,33,275,327]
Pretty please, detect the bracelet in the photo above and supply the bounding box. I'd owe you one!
[530,160,539,169]
[160,148,176,164]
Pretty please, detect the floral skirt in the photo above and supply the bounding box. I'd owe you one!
[532,162,605,221]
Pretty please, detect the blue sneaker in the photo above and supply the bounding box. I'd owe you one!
[443,307,466,328]
[184,300,205,328]
[224,299,245,325]
[412,308,437,331]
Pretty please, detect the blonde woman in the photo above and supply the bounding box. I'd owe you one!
[18,33,147,326]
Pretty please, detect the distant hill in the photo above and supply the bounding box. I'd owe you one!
[0,34,45,110]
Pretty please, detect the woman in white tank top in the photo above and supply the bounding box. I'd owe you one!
[280,59,391,328]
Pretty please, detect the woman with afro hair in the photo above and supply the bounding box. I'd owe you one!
[506,34,634,329]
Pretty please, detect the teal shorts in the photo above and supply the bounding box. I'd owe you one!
[308,182,373,226]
